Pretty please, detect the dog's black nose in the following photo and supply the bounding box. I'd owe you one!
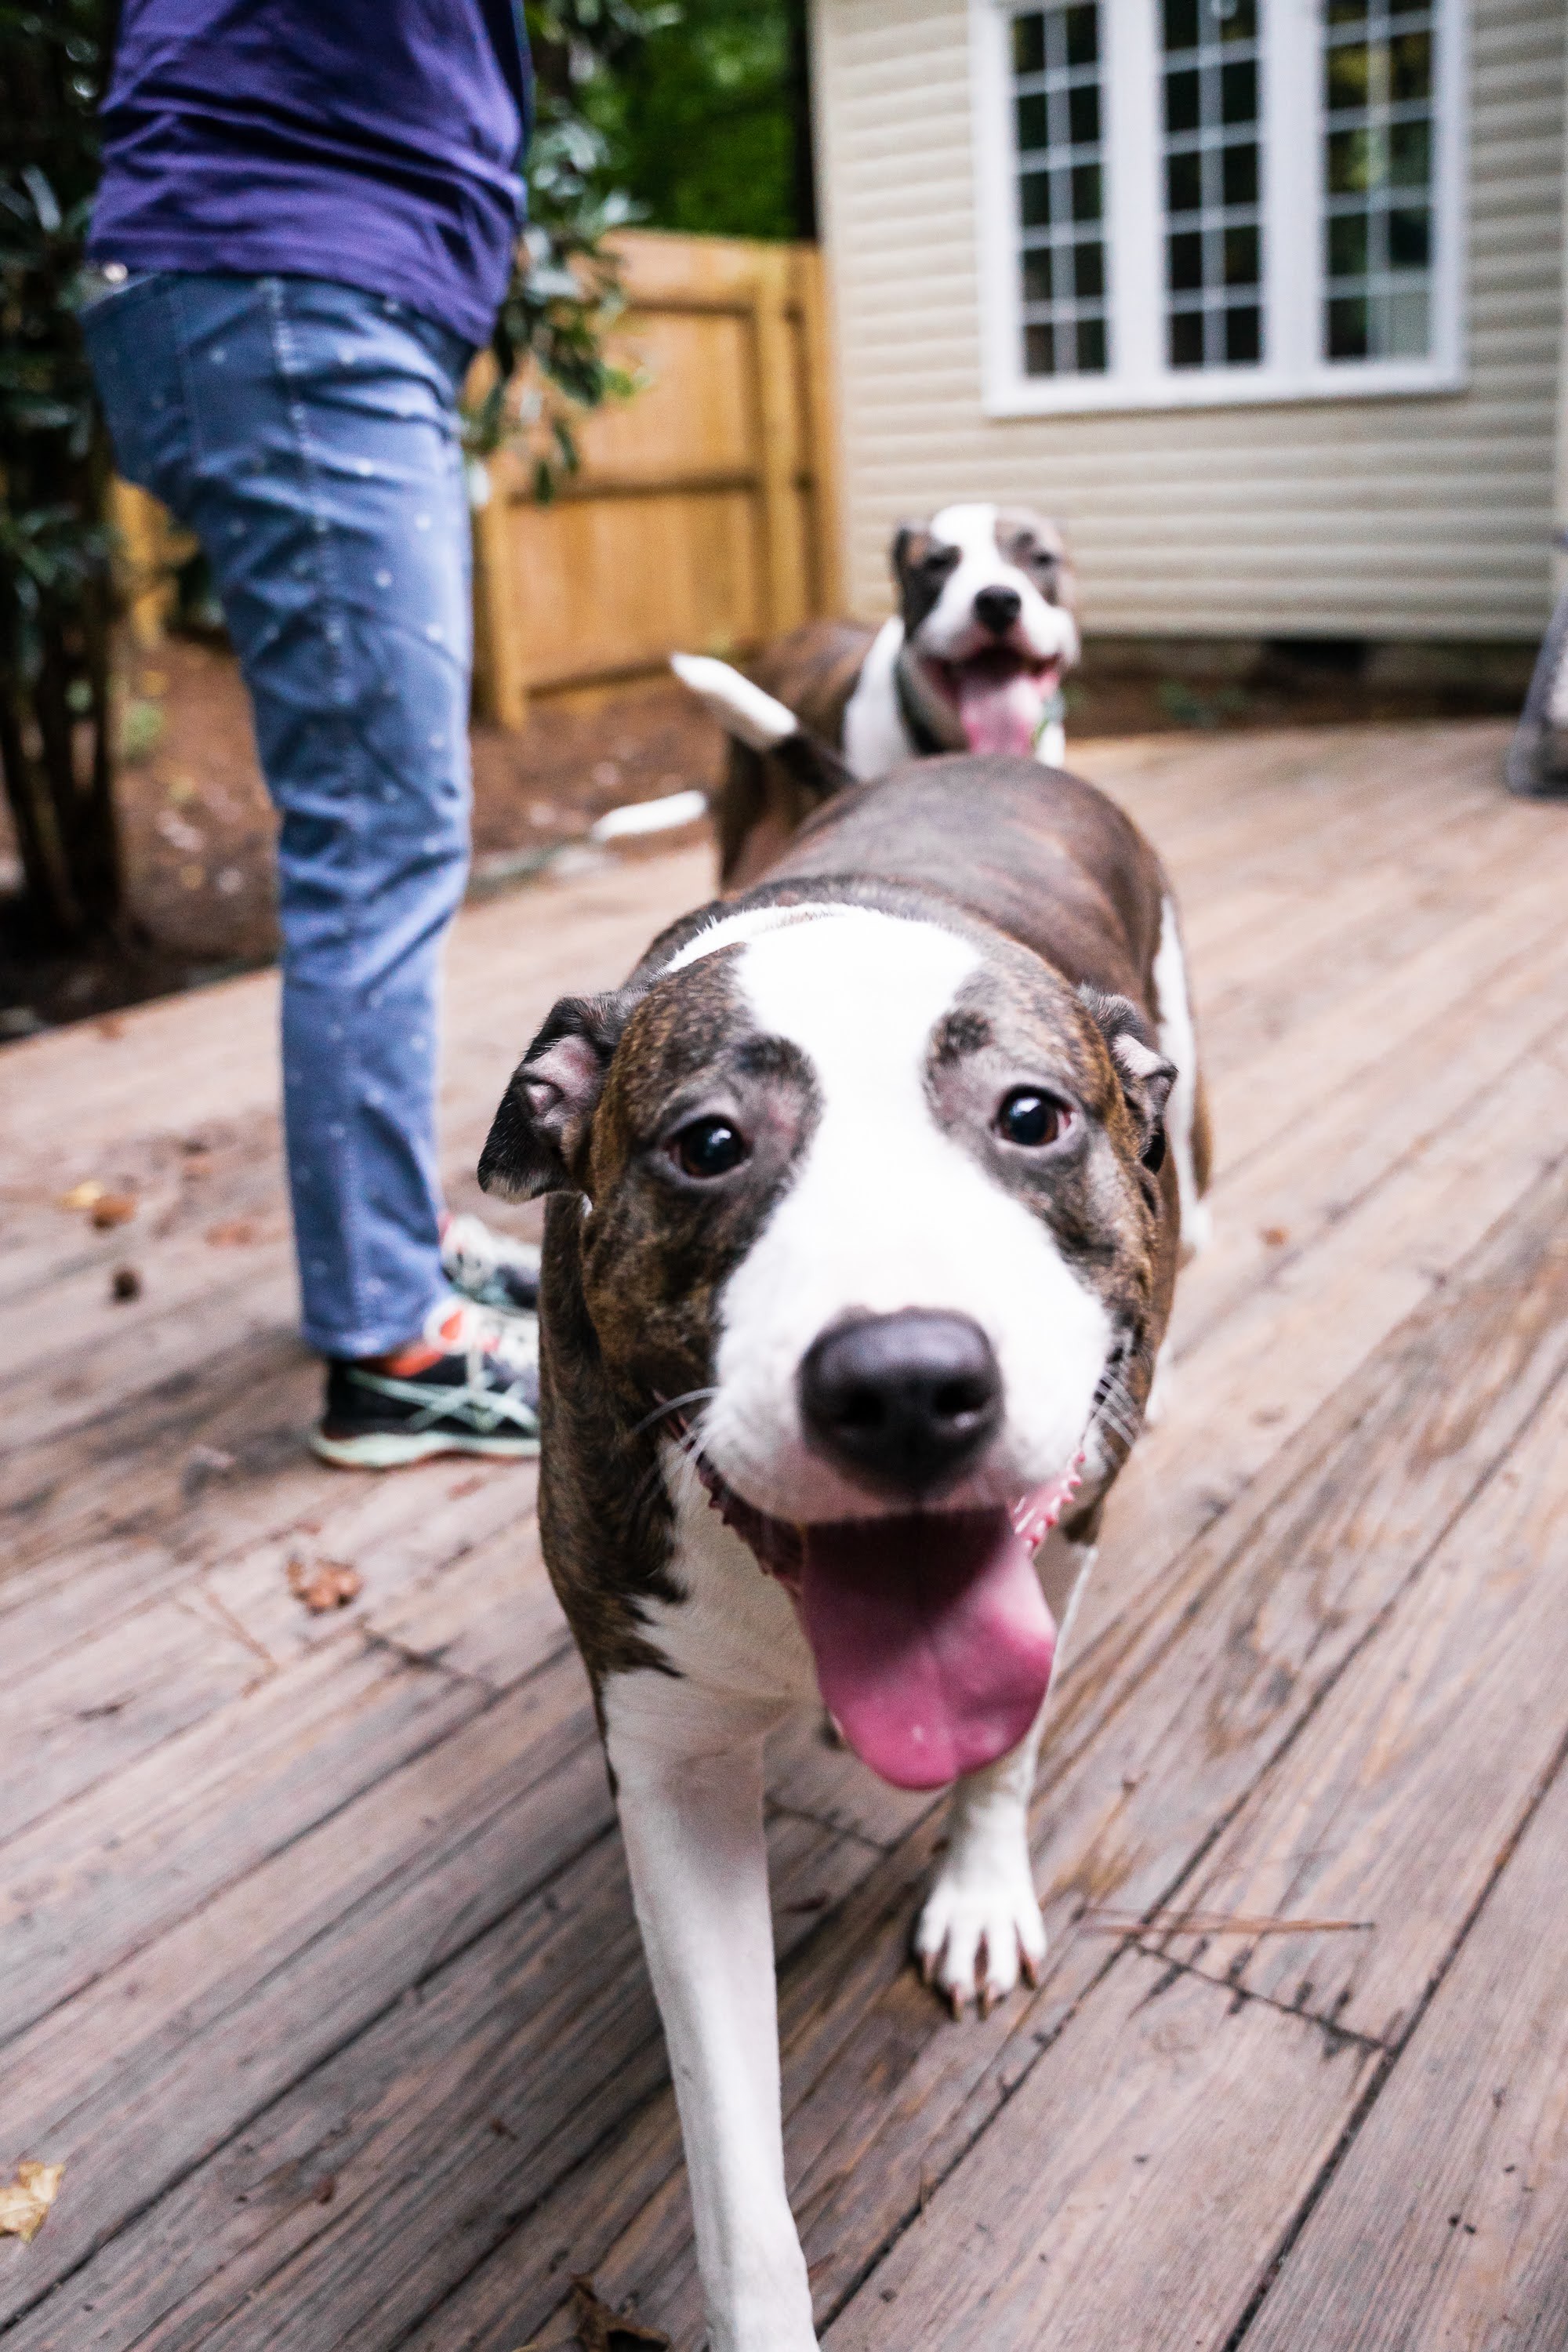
[973,585,1022,637]
[799,1310,1003,1497]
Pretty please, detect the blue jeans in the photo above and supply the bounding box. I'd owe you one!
[85,272,474,1358]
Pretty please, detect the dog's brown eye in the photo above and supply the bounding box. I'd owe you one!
[996,1089,1069,1147]
[670,1117,748,1179]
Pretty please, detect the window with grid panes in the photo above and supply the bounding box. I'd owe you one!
[1323,0,1437,361]
[1011,4,1110,376]
[974,0,1462,414]
[1162,0,1263,369]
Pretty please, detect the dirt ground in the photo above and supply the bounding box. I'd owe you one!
[0,630,1525,1034]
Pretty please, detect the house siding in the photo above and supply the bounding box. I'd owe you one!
[811,0,1567,641]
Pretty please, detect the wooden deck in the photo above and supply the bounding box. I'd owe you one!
[3,718,1567,2351]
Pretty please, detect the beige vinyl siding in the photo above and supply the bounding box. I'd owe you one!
[811,0,1567,641]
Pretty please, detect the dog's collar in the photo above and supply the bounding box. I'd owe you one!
[1032,685,1067,744]
[895,653,956,757]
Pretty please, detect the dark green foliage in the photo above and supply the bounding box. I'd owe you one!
[581,0,809,243]
[0,0,123,943]
[0,0,665,941]
[468,2,670,492]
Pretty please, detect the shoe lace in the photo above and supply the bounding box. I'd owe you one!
[441,1213,539,1287]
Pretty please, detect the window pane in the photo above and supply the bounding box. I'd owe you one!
[1327,209,1369,277]
[1165,67,1200,133]
[1388,204,1429,267]
[1073,238,1105,298]
[1224,223,1260,285]
[1170,309,1206,368]
[1021,169,1052,227]
[1222,140,1258,205]
[1225,303,1261,362]
[1390,29,1431,99]
[1011,3,1109,378]
[1063,3,1098,64]
[1016,92,1048,152]
[1221,59,1257,124]
[1071,161,1103,220]
[1168,230,1203,292]
[1160,0,1264,370]
[1323,0,1438,364]
[1069,81,1101,143]
[1025,321,1057,375]
[1163,0,1199,52]
[1166,149,1203,214]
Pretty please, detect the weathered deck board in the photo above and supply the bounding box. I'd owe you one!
[4,720,1566,2352]
[1238,1754,1568,2352]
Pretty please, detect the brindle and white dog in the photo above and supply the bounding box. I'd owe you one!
[480,679,1208,2352]
[705,501,1081,887]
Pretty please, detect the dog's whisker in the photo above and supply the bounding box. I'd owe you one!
[627,1387,720,1444]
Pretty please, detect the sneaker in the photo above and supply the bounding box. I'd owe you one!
[311,1298,541,1469]
[441,1211,542,1316]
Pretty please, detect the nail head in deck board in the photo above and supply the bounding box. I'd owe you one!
[1154,1366,1568,2042]
[1240,1751,1568,2352]
[822,1951,1377,2351]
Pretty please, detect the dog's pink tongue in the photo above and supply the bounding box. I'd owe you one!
[955,666,1048,756]
[798,1508,1056,1791]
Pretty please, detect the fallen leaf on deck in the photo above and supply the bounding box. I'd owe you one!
[111,1265,142,1302]
[0,2161,64,2245]
[205,1219,256,1247]
[60,1179,105,1210]
[568,2276,670,2350]
[90,1192,137,1229]
[1259,1225,1290,1247]
[287,1555,364,1613]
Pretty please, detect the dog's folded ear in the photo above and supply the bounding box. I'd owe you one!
[891,522,934,590]
[479,990,631,1199]
[1080,987,1176,1172]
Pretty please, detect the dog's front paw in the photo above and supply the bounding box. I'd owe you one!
[913,1850,1047,2018]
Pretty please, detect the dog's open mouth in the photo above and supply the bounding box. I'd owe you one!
[689,1452,1083,1791]
[923,647,1063,758]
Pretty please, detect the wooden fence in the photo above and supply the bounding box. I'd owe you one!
[470,230,843,725]
[111,230,844,728]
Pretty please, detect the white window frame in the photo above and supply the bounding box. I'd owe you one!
[971,0,1468,416]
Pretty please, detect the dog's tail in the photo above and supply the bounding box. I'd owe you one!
[670,653,851,805]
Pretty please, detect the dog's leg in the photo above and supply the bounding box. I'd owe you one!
[914,1535,1095,2015]
[1152,891,1212,1254]
[605,1677,817,2352]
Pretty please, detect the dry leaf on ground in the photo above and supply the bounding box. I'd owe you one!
[567,2275,670,2350]
[287,1555,363,1613]
[205,1218,256,1247]
[0,2161,64,2245]
[60,1178,106,1210]
[91,1192,138,1229]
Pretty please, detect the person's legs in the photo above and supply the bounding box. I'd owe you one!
[88,270,471,1358]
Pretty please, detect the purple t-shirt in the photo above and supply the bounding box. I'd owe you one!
[89,0,532,348]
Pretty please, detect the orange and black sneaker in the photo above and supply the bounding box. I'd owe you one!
[310,1298,540,1469]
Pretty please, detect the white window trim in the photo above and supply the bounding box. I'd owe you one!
[971,0,1468,416]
